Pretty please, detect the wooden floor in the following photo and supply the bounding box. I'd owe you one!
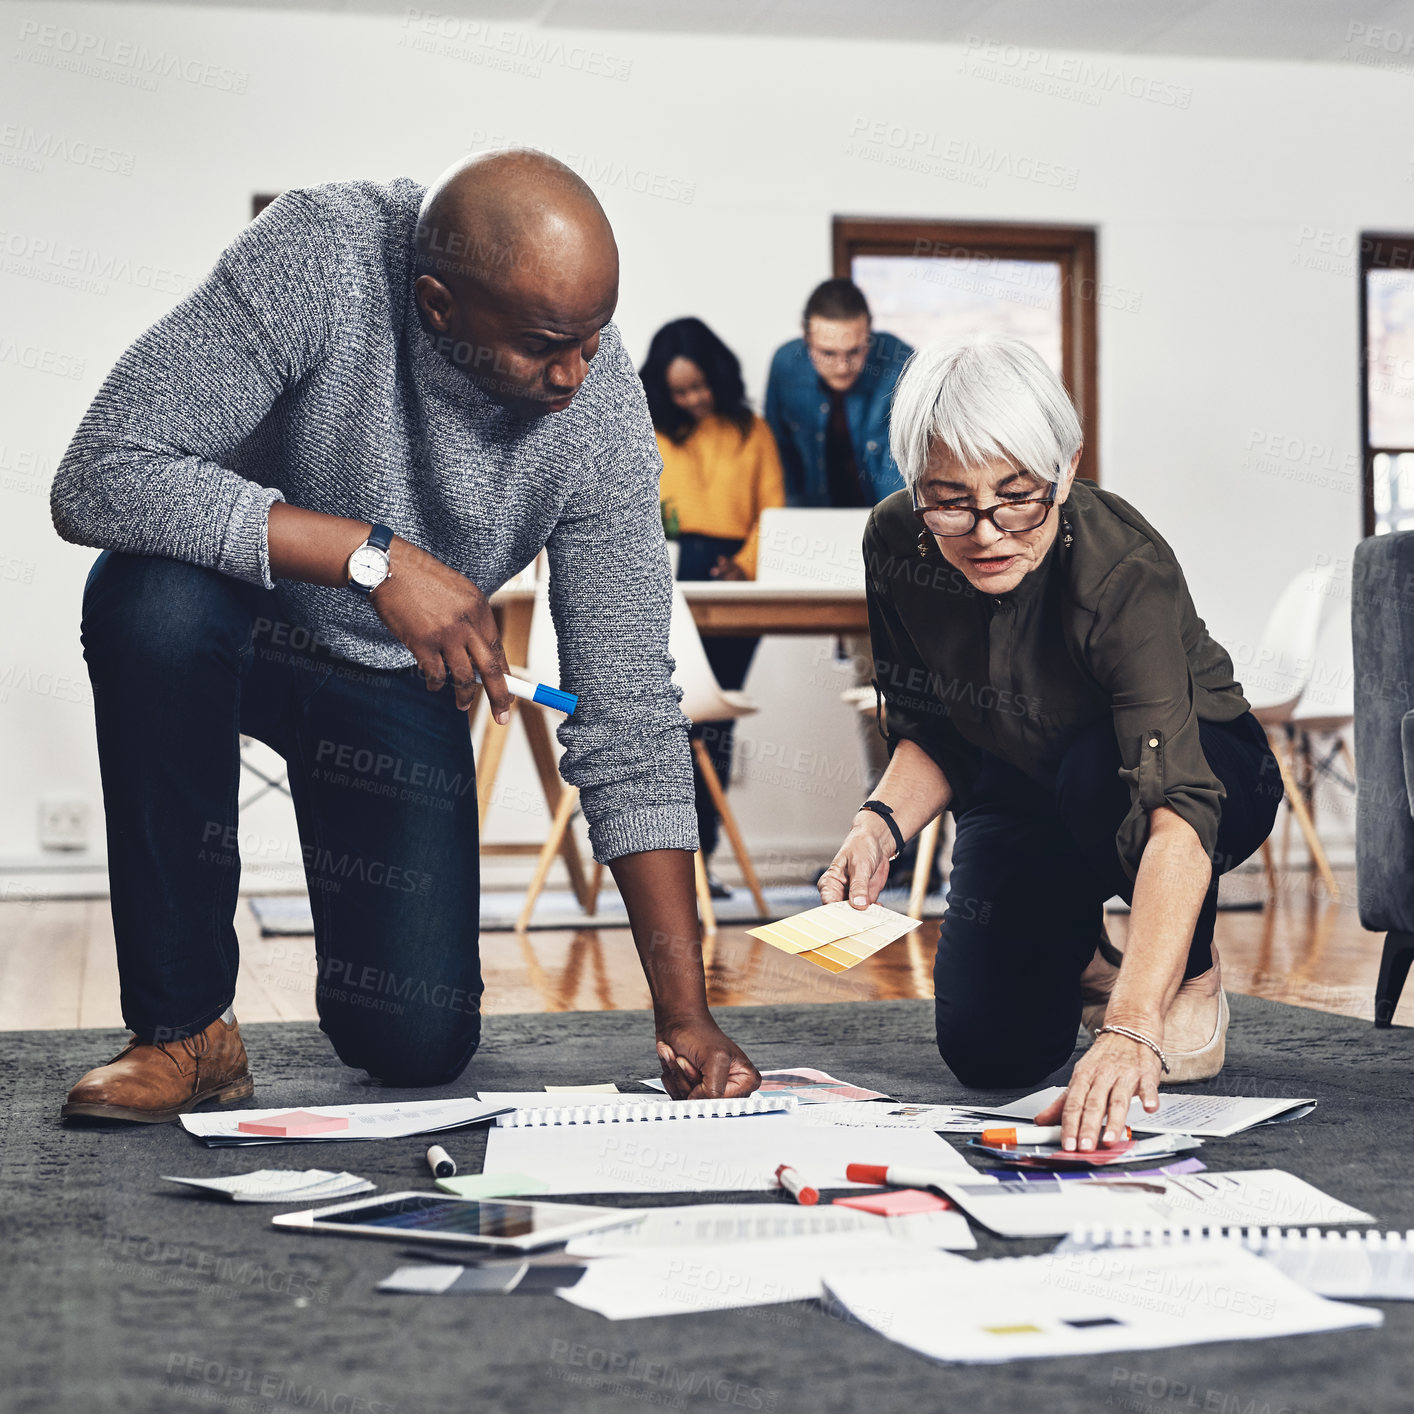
[1,865,1407,1033]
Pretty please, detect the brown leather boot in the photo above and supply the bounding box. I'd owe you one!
[61,1013,254,1123]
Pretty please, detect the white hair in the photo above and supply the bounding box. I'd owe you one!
[889,338,1083,487]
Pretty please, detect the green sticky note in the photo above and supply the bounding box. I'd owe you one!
[436,1173,550,1199]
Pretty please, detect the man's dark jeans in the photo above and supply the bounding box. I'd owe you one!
[82,552,483,1086]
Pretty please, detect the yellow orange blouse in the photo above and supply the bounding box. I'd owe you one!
[656,413,786,578]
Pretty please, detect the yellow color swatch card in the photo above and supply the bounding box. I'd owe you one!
[748,901,922,973]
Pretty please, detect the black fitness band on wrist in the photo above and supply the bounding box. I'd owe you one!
[858,799,905,861]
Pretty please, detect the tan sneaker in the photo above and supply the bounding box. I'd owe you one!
[61,1013,253,1123]
[1162,949,1228,1083]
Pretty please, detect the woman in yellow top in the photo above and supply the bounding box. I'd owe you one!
[640,317,786,889]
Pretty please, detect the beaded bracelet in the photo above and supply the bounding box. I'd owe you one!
[1094,1023,1170,1074]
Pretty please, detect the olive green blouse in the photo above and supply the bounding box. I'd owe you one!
[865,479,1249,880]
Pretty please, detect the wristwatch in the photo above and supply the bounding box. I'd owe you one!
[347,523,394,595]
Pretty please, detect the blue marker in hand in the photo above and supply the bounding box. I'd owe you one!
[476,671,577,715]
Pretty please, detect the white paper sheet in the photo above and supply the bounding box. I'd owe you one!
[1057,1228,1414,1300]
[940,1168,1373,1239]
[180,1097,508,1146]
[963,1088,1316,1138]
[563,1202,975,1255]
[481,1115,973,1195]
[161,1169,374,1202]
[793,1102,989,1132]
[557,1233,956,1320]
[823,1246,1381,1363]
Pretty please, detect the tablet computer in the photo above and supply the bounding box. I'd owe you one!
[271,1192,637,1251]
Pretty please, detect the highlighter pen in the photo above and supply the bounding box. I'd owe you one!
[775,1163,820,1206]
[473,671,578,716]
[426,1144,457,1179]
[980,1125,1132,1147]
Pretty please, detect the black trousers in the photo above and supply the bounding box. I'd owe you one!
[81,552,483,1087]
[934,712,1281,1090]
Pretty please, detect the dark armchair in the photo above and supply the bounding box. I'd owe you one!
[1353,530,1414,1025]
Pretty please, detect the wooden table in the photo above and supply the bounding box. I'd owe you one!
[481,581,869,919]
[490,581,867,645]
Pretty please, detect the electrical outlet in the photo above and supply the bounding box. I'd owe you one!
[38,794,90,851]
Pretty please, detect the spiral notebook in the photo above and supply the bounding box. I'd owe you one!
[1056,1226,1414,1300]
[494,1095,798,1127]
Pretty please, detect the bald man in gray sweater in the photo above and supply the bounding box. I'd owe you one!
[53,150,758,1121]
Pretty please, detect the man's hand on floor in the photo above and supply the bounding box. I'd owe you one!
[655,1020,760,1100]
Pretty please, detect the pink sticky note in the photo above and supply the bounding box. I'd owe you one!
[833,1188,950,1216]
[236,1109,349,1137]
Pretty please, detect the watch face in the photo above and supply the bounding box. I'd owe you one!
[349,545,389,588]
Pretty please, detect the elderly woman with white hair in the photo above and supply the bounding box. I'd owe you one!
[820,338,1280,1151]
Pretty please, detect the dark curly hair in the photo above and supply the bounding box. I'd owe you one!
[639,317,754,446]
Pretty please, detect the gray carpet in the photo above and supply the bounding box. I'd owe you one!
[6,996,1414,1414]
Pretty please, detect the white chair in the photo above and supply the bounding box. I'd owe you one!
[516,581,769,933]
[1243,562,1340,897]
[1285,562,1356,881]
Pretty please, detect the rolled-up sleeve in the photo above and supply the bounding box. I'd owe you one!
[547,374,698,863]
[1087,548,1225,879]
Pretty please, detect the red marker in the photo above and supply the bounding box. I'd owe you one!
[846,1162,956,1189]
[775,1163,819,1206]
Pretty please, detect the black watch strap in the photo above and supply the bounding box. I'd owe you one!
[859,799,905,860]
[367,522,394,553]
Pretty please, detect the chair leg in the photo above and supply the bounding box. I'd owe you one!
[475,700,517,831]
[585,861,604,917]
[691,737,768,917]
[515,785,579,933]
[520,706,594,911]
[1260,837,1278,900]
[693,849,717,935]
[1269,731,1340,899]
[1375,930,1414,1027]
[908,815,942,921]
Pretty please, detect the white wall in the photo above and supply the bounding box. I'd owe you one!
[1,3,1396,881]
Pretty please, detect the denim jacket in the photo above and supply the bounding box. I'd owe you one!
[763,329,913,507]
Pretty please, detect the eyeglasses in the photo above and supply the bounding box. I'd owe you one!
[912,479,1058,538]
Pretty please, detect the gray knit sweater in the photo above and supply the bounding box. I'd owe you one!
[51,178,696,863]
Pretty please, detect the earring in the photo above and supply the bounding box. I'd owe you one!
[1061,513,1074,549]
[917,531,932,559]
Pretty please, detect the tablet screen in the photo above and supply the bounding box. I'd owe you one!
[311,1195,574,1239]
